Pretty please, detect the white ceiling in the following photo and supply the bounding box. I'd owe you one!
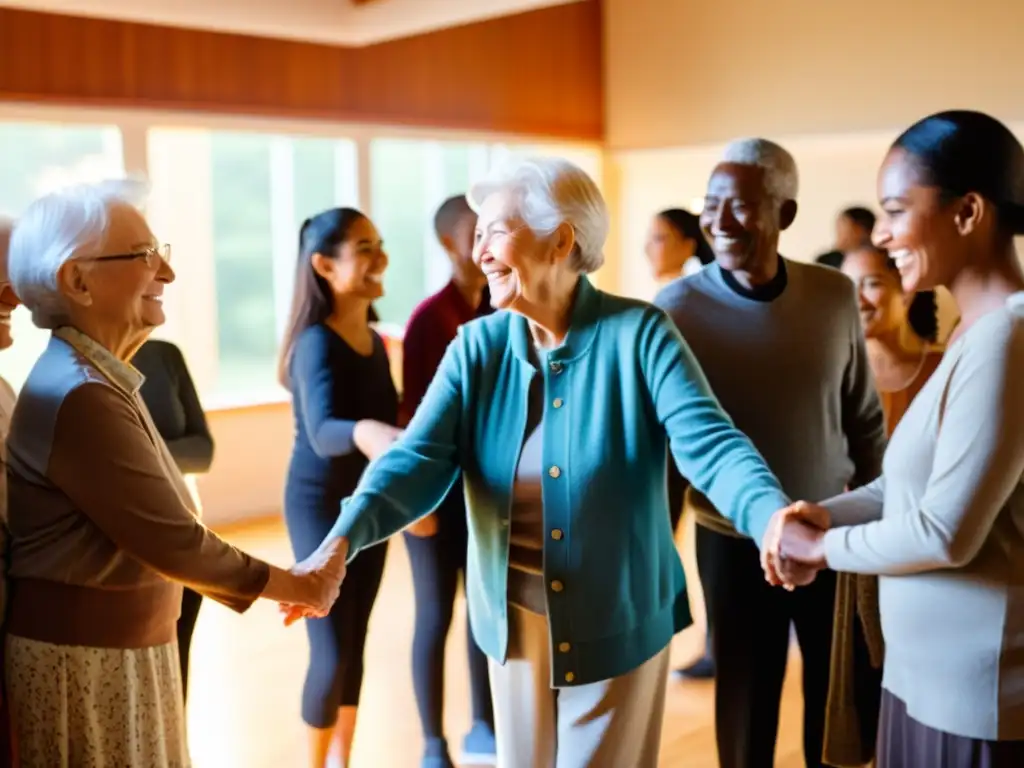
[0,0,583,46]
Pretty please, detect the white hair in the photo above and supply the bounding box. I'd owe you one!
[9,178,150,329]
[467,156,608,273]
[721,138,799,201]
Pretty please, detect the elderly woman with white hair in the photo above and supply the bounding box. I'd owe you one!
[3,180,342,767]
[0,216,19,766]
[284,157,805,766]
[0,215,19,577]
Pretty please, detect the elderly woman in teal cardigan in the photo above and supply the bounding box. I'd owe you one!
[289,157,799,768]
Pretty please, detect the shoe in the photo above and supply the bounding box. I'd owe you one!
[421,736,455,768]
[459,720,497,765]
[671,654,715,680]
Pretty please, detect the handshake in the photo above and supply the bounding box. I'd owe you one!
[760,501,831,589]
[265,536,350,626]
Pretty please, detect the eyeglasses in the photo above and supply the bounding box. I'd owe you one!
[90,244,171,269]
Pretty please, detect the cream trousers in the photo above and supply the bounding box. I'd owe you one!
[488,605,670,768]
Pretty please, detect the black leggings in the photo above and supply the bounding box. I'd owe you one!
[697,524,837,768]
[177,587,203,701]
[403,509,493,740]
[285,494,389,728]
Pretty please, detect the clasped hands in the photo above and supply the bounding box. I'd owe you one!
[760,501,831,589]
[279,536,350,627]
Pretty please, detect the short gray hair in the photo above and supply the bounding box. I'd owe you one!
[9,178,149,329]
[467,156,608,273]
[721,138,799,201]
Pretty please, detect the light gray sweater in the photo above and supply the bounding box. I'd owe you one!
[654,259,886,536]
[823,293,1024,740]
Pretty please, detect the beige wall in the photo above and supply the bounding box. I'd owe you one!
[608,122,1024,340]
[195,404,294,527]
[604,0,1024,150]
[605,0,1024,341]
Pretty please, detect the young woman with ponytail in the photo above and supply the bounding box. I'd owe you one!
[279,208,402,768]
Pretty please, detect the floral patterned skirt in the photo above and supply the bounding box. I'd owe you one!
[5,634,190,767]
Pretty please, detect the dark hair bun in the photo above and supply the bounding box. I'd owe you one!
[893,110,1024,236]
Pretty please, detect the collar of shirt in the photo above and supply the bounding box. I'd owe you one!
[53,326,145,396]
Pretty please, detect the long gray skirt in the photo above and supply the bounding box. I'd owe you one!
[878,689,1024,768]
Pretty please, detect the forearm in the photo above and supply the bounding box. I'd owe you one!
[310,419,359,457]
[822,478,886,527]
[824,517,947,575]
[328,491,436,558]
[676,430,790,545]
[259,564,305,603]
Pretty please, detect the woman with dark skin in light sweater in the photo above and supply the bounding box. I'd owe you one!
[768,110,1024,768]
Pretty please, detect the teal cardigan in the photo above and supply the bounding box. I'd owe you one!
[330,276,789,686]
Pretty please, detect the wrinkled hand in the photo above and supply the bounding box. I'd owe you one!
[280,536,349,626]
[760,501,830,590]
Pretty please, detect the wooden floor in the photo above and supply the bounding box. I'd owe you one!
[186,518,809,767]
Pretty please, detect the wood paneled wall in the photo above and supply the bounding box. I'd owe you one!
[0,2,602,140]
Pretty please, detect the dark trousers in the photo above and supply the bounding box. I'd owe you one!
[403,503,493,741]
[302,540,388,726]
[177,587,203,701]
[285,485,389,728]
[697,524,837,768]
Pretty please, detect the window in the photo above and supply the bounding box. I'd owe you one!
[0,110,600,407]
[147,129,358,406]
[489,142,604,187]
[368,139,492,330]
[0,121,124,390]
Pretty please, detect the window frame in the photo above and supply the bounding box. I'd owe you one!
[0,101,602,411]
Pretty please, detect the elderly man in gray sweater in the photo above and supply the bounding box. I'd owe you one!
[654,138,887,768]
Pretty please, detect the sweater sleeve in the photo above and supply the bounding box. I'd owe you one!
[640,308,790,546]
[327,334,465,557]
[824,327,1024,575]
[821,476,886,527]
[841,299,887,488]
[48,382,270,612]
[164,344,215,474]
[292,328,359,458]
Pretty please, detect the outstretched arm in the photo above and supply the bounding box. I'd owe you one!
[639,308,790,546]
[825,331,1024,575]
[320,333,469,561]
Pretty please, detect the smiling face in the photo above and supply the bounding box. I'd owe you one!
[644,214,695,279]
[472,188,566,312]
[873,147,971,293]
[63,203,174,355]
[841,247,907,339]
[700,163,791,280]
[313,214,388,302]
[0,223,19,351]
